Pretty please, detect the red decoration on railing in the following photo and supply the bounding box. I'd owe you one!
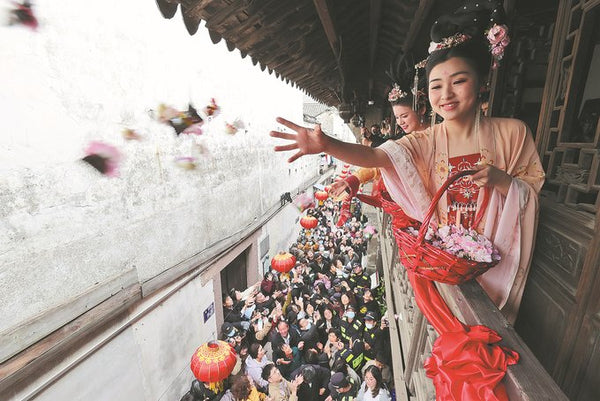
[367,172,519,400]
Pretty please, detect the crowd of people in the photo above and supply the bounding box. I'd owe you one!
[182,196,394,401]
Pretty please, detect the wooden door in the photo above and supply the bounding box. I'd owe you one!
[220,250,248,299]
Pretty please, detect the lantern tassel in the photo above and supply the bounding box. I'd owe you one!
[208,380,224,393]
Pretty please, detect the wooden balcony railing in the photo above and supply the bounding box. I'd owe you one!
[377,210,569,401]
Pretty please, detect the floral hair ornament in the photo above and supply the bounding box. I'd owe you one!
[387,84,408,103]
[413,33,472,71]
[486,23,510,68]
[428,33,472,55]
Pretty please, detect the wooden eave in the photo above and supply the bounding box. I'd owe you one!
[155,0,434,108]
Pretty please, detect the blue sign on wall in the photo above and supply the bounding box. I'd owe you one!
[203,302,215,323]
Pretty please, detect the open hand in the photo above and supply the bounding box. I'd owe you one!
[270,117,330,163]
[329,180,351,200]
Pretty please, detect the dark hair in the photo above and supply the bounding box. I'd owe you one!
[230,374,252,400]
[425,38,491,84]
[389,91,416,108]
[425,0,507,83]
[364,365,384,397]
[305,349,320,364]
[261,363,276,382]
[331,357,348,373]
[248,343,261,360]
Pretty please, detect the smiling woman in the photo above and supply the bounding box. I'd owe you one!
[272,0,545,325]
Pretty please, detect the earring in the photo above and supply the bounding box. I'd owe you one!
[475,107,481,138]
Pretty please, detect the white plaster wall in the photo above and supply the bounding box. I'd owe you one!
[26,276,216,401]
[0,0,318,341]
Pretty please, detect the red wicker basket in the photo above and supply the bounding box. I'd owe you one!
[393,170,496,285]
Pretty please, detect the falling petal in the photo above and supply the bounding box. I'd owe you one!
[82,141,122,177]
[122,128,142,141]
[174,156,197,170]
[9,2,39,31]
[293,192,315,212]
[203,98,220,117]
[182,123,204,136]
[224,123,238,135]
[156,103,180,123]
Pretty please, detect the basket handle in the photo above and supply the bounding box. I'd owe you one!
[415,170,489,245]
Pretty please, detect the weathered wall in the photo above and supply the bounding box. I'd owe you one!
[16,272,218,401]
[0,0,324,358]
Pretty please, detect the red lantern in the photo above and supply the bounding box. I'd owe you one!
[343,164,350,168]
[341,169,349,174]
[300,215,318,230]
[315,191,328,201]
[324,185,331,193]
[271,251,296,273]
[190,341,237,392]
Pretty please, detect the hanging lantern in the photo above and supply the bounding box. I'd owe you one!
[271,251,296,273]
[300,215,318,230]
[190,341,237,392]
[341,169,349,174]
[300,215,318,237]
[324,185,331,193]
[315,190,328,205]
[343,164,350,168]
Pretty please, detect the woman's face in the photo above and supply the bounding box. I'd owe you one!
[306,303,314,316]
[365,371,377,390]
[393,104,421,133]
[341,294,350,306]
[428,57,480,123]
[324,308,333,320]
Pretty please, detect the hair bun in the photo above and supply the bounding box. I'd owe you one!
[430,0,506,42]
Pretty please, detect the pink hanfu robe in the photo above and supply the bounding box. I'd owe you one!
[378,117,545,324]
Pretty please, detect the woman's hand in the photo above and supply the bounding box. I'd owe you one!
[329,180,351,200]
[270,117,331,163]
[471,163,512,196]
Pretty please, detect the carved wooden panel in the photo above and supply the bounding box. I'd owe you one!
[533,221,587,296]
[540,0,600,214]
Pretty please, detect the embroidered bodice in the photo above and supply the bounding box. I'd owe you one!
[447,153,481,228]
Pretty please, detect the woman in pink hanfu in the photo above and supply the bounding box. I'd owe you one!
[271,3,545,325]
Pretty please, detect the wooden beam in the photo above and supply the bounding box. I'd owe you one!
[402,0,435,51]
[0,282,141,394]
[0,269,138,364]
[312,0,339,59]
[368,0,382,99]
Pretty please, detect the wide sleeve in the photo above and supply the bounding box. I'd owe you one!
[377,140,431,222]
[477,119,545,324]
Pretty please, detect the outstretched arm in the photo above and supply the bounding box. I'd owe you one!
[270,117,392,169]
